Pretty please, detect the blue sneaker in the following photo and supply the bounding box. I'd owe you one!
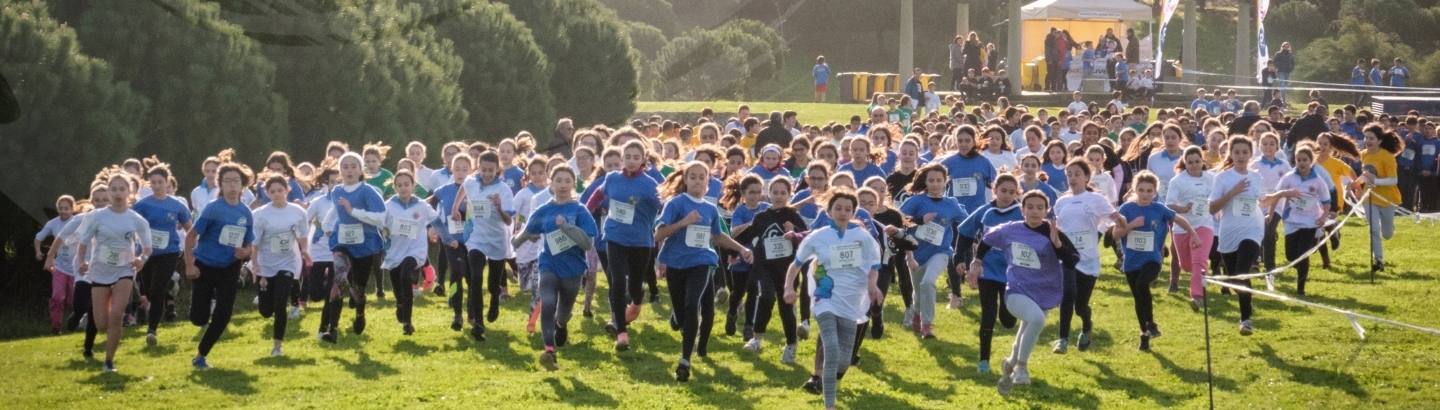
[192,356,211,369]
[977,360,991,373]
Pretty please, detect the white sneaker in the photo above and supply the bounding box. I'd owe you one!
[902,310,914,329]
[781,344,797,364]
[288,306,301,320]
[742,338,762,353]
[1012,365,1031,385]
[947,294,961,309]
[412,288,421,297]
[1239,320,1254,336]
[271,347,282,357]
[146,333,157,347]
[797,320,810,340]
[78,314,88,330]
[997,358,1015,396]
[253,296,260,306]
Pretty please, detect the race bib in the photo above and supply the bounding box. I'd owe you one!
[764,236,793,259]
[338,223,363,245]
[269,232,294,254]
[1403,149,1416,161]
[1291,196,1316,213]
[1425,145,1436,156]
[1189,197,1209,218]
[150,230,170,248]
[394,218,421,240]
[220,225,246,248]
[102,246,126,267]
[950,177,978,197]
[610,200,635,225]
[1157,181,1169,201]
[1126,230,1155,252]
[447,218,464,235]
[469,200,492,220]
[916,222,945,246]
[1235,197,1258,218]
[685,225,711,248]
[546,230,576,254]
[1065,230,1096,254]
[829,242,862,269]
[57,244,75,260]
[1011,242,1042,269]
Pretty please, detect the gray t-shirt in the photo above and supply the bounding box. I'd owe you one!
[949,43,964,69]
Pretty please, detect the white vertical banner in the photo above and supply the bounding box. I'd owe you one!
[1153,0,1180,79]
[1256,0,1271,81]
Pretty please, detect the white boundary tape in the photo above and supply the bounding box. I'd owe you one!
[1209,189,1372,282]
[1202,278,1440,340]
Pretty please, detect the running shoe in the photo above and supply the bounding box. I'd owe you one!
[742,338,762,353]
[272,347,283,357]
[1052,338,1068,354]
[102,361,116,373]
[1139,335,1151,352]
[669,313,681,331]
[288,306,301,320]
[471,325,487,342]
[1190,297,1202,312]
[1149,323,1162,339]
[192,356,210,369]
[675,362,691,382]
[797,320,811,340]
[451,317,463,331]
[486,304,500,323]
[997,358,1015,396]
[555,326,569,348]
[781,344,797,364]
[802,375,822,394]
[352,315,367,335]
[1012,365,1031,385]
[540,351,558,371]
[871,317,885,339]
[920,323,936,339]
[977,360,991,373]
[615,332,630,352]
[604,321,618,336]
[902,310,914,330]
[742,325,754,342]
[910,313,922,334]
[403,323,415,336]
[320,331,338,344]
[582,308,593,319]
[947,294,961,309]
[724,314,737,336]
[1077,331,1092,352]
[1239,320,1254,336]
[146,333,157,347]
[82,349,93,360]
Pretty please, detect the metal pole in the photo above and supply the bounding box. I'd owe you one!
[1203,282,1215,410]
[1183,0,1197,72]
[901,0,915,80]
[1007,0,1023,88]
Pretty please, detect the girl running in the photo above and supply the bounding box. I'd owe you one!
[1275,143,1331,296]
[1166,147,1218,309]
[1357,124,1403,271]
[655,161,754,381]
[1115,171,1199,351]
[38,195,77,334]
[185,162,252,368]
[723,174,767,340]
[861,176,915,339]
[454,151,516,340]
[939,125,995,309]
[958,174,1023,372]
[1209,136,1293,335]
[900,164,968,339]
[1052,158,1118,354]
[78,171,153,372]
[734,176,807,362]
[839,131,889,184]
[514,165,598,371]
[381,170,437,335]
[302,163,339,318]
[1252,133,1292,276]
[319,152,387,343]
[585,140,664,351]
[131,163,192,347]
[252,173,311,356]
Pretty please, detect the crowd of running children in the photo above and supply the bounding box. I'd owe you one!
[36,95,1409,405]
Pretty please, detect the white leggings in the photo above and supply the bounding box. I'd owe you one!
[1006,293,1048,363]
[1367,205,1395,262]
[910,253,951,323]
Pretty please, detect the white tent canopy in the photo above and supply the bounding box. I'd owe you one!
[1021,0,1151,21]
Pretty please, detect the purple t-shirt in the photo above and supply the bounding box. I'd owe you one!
[982,221,1066,310]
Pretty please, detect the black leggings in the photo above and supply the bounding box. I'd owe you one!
[666,265,714,361]
[465,249,507,322]
[1124,261,1162,334]
[796,263,812,322]
[727,268,756,325]
[749,261,797,345]
[372,250,387,296]
[432,240,448,289]
[888,253,914,310]
[74,281,99,353]
[1058,267,1097,340]
[304,262,333,302]
[1262,212,1281,271]
[977,278,1016,361]
[946,237,974,298]
[389,257,419,324]
[1220,239,1259,321]
[257,272,295,341]
[443,244,469,318]
[139,252,179,334]
[604,243,650,334]
[191,260,241,357]
[1285,229,1318,295]
[320,249,376,332]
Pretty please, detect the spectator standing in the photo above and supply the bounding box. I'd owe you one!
[1125,28,1140,66]
[950,36,966,92]
[1390,58,1410,88]
[813,56,831,103]
[755,111,793,157]
[1044,29,1060,92]
[1351,59,1367,105]
[905,67,924,111]
[964,32,984,74]
[1273,42,1295,102]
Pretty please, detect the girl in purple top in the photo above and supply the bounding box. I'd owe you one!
[968,191,1079,396]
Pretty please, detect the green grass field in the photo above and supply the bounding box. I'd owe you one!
[3,216,1439,408]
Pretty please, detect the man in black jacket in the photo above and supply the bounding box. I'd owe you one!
[1287,101,1330,149]
[754,111,793,155]
[1228,101,1264,137]
[1125,29,1140,67]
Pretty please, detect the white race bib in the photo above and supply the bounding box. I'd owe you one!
[57,244,75,260]
[610,200,635,225]
[1157,181,1169,201]
[950,177,978,197]
[1425,145,1436,156]
[1403,149,1417,161]
[1126,230,1155,252]
[269,232,294,254]
[685,225,711,248]
[447,218,465,235]
[1291,196,1316,213]
[1011,242,1042,269]
[394,218,421,240]
[220,225,246,248]
[469,200,492,220]
[1065,230,1096,254]
[338,223,363,245]
[102,246,126,267]
[1188,197,1209,218]
[829,242,862,269]
[546,230,576,254]
[150,230,170,248]
[764,236,793,259]
[916,222,945,246]
[1235,197,1258,218]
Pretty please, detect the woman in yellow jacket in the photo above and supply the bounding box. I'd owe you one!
[1354,125,1404,272]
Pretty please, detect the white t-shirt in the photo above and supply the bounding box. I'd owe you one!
[54,212,90,278]
[1053,191,1115,276]
[1249,157,1293,214]
[462,177,516,260]
[78,208,152,284]
[381,197,439,270]
[306,191,335,263]
[794,223,882,322]
[513,185,544,264]
[1209,169,1267,253]
[417,166,438,192]
[1090,171,1118,205]
[981,149,1018,172]
[1059,130,1082,146]
[1165,171,1217,232]
[252,203,309,278]
[1277,170,1332,235]
[1147,149,1183,200]
[1067,101,1089,115]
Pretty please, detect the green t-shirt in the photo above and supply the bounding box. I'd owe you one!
[365,168,395,198]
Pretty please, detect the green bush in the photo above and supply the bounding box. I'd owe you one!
[496,0,639,133]
[649,28,749,100]
[0,0,149,219]
[625,21,668,61]
[424,0,556,143]
[599,0,678,36]
[1337,0,1440,52]
[1293,18,1414,86]
[1266,0,1329,51]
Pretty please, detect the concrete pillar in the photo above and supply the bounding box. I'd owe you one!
[1236,0,1251,82]
[1007,0,1022,90]
[957,3,969,38]
[901,0,915,83]
[1183,0,1196,72]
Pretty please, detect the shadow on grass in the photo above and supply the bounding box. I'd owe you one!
[79,370,143,392]
[1085,359,1194,406]
[1300,293,1390,315]
[393,339,438,356]
[1253,343,1368,399]
[141,343,179,357]
[1007,377,1101,408]
[188,367,260,395]
[330,350,400,380]
[542,377,620,407]
[1152,351,1240,392]
[253,354,318,368]
[695,357,758,410]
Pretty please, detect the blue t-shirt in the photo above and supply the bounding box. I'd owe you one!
[1340,122,1362,140]
[838,161,888,186]
[1397,131,1418,168]
[192,198,255,267]
[938,153,997,212]
[958,202,1023,282]
[880,150,899,175]
[1351,66,1365,85]
[728,202,769,272]
[1190,98,1209,113]
[132,195,192,255]
[327,184,386,258]
[1391,66,1409,87]
[748,165,788,182]
[814,63,830,85]
[1420,137,1440,171]
[599,171,663,248]
[1021,179,1061,209]
[1116,61,1129,82]
[656,195,724,269]
[900,195,968,263]
[431,182,465,244]
[502,165,526,195]
[812,207,873,231]
[793,188,821,226]
[255,178,306,203]
[1369,67,1383,86]
[1042,162,1068,192]
[525,200,599,278]
[1117,202,1176,272]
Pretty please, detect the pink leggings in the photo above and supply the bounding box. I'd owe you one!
[49,270,76,331]
[1172,227,1214,299]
